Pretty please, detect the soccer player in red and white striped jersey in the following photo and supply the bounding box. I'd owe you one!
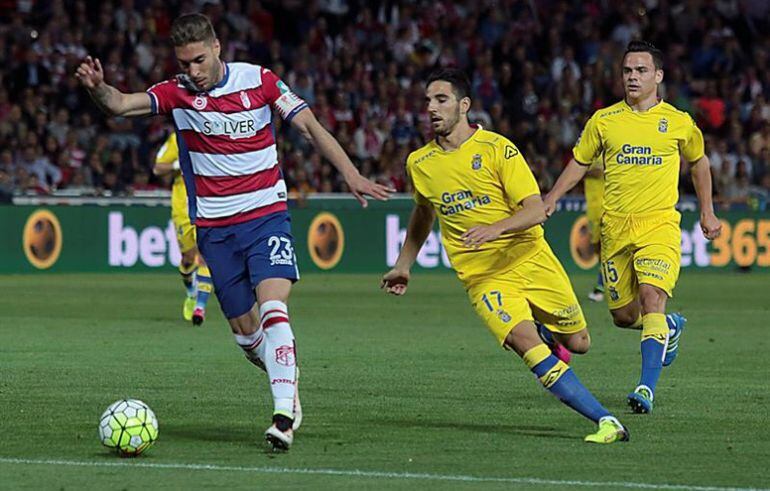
[76,13,393,451]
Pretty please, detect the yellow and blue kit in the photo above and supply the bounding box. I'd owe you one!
[407,128,586,345]
[573,100,704,308]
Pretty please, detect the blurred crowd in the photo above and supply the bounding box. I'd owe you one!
[1,0,770,210]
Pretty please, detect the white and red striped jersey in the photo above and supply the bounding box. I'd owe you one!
[147,62,308,227]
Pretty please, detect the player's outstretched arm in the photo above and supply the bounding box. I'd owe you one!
[290,109,395,207]
[462,195,546,248]
[543,158,589,217]
[690,155,722,240]
[75,56,152,117]
[381,204,435,296]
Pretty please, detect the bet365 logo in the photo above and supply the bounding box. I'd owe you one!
[108,212,181,267]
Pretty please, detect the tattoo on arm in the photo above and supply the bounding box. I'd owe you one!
[89,84,121,115]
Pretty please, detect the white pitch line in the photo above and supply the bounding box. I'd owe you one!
[0,457,766,491]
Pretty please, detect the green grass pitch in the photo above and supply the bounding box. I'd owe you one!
[0,272,768,490]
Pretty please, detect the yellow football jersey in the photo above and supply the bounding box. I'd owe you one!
[155,133,187,213]
[585,157,604,181]
[573,100,704,215]
[406,128,545,284]
[583,157,605,209]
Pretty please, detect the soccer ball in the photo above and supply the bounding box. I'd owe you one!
[98,399,158,457]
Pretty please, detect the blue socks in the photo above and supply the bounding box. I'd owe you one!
[524,345,611,423]
[639,313,668,393]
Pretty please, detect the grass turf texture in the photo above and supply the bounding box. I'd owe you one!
[0,272,768,490]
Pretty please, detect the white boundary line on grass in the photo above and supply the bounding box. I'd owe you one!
[0,457,766,491]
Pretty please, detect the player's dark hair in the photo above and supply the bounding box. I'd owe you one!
[170,13,216,47]
[426,68,472,101]
[624,40,664,70]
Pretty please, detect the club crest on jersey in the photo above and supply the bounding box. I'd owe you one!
[471,154,483,170]
[497,310,512,323]
[240,90,251,109]
[658,118,668,133]
[193,95,207,110]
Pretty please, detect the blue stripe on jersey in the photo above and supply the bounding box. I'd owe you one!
[174,126,198,224]
[285,103,309,124]
[148,92,158,115]
[212,63,230,90]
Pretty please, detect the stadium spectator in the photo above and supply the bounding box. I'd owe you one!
[0,0,769,211]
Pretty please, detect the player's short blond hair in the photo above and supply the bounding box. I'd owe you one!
[170,13,216,47]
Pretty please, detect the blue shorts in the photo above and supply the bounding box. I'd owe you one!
[197,212,300,319]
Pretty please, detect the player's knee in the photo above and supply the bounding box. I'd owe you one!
[568,333,591,354]
[502,321,541,357]
[639,285,667,313]
[560,330,591,354]
[181,249,197,267]
[228,311,259,335]
[611,311,638,328]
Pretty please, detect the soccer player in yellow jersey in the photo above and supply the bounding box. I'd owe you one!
[544,42,722,414]
[153,132,214,326]
[382,68,628,443]
[584,158,605,302]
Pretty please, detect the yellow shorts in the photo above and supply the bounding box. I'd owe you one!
[584,177,604,245]
[600,210,681,309]
[467,245,587,346]
[171,196,197,253]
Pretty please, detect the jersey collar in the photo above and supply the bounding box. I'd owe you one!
[622,98,663,113]
[211,61,229,91]
[433,125,481,153]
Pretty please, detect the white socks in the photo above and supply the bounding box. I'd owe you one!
[259,300,297,418]
[234,329,266,369]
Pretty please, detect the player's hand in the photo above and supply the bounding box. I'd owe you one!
[543,194,557,218]
[74,56,105,89]
[700,211,722,240]
[381,268,410,295]
[462,224,503,249]
[344,172,395,208]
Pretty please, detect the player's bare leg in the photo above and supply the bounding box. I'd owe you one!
[257,278,300,451]
[505,321,628,443]
[553,329,591,354]
[610,299,643,329]
[228,308,265,370]
[536,323,592,364]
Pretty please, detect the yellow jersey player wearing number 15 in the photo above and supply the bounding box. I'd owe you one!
[544,41,722,414]
[382,68,628,443]
[153,132,213,326]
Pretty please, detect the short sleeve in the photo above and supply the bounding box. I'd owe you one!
[572,114,603,165]
[496,139,541,205]
[405,158,430,206]
[680,114,705,163]
[147,79,182,115]
[260,68,308,122]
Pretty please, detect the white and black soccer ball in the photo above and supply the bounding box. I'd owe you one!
[98,399,158,457]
